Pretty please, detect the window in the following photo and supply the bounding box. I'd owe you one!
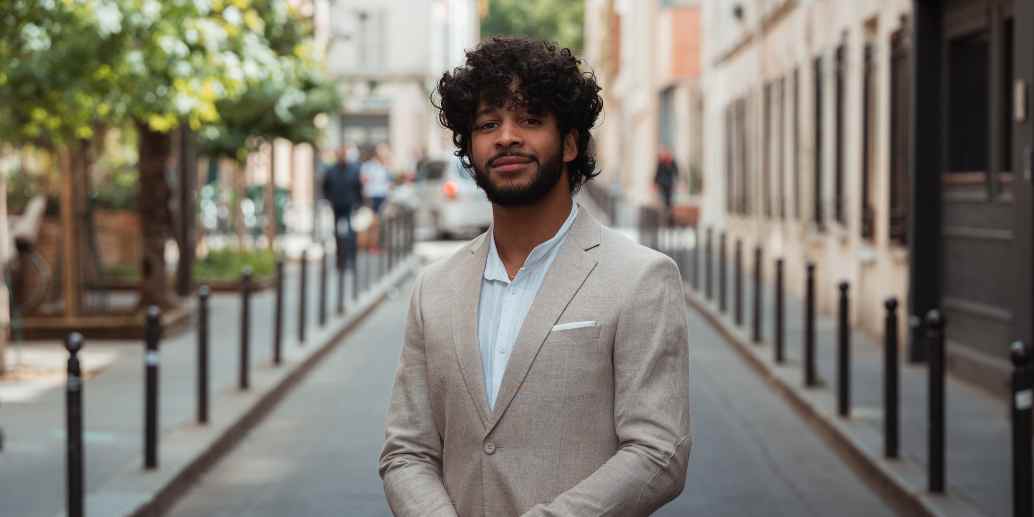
[763,82,772,218]
[947,30,990,177]
[813,56,824,229]
[889,27,911,245]
[794,67,801,220]
[778,77,786,219]
[997,18,1014,195]
[834,43,846,226]
[861,43,876,240]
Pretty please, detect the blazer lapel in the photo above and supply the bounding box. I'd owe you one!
[487,211,601,431]
[450,233,492,428]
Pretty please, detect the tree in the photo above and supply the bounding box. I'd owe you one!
[481,0,585,52]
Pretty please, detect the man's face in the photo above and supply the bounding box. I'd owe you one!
[468,101,577,207]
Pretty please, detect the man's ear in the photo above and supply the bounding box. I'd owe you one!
[563,130,578,163]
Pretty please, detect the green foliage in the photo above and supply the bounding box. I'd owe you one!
[481,0,585,52]
[194,247,276,283]
[92,166,137,210]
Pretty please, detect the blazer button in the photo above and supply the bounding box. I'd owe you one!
[483,441,497,455]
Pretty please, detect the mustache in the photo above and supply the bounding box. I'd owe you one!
[488,151,537,167]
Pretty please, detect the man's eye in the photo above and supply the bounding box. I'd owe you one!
[477,122,498,131]
[524,118,542,126]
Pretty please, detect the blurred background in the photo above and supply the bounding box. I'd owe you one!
[2,1,1033,516]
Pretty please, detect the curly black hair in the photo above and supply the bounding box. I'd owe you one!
[434,36,604,194]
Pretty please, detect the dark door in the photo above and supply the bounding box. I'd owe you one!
[938,0,1016,372]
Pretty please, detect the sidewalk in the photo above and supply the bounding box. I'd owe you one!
[0,250,419,517]
[675,236,1013,517]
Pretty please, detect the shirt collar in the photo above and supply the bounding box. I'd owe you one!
[484,203,579,283]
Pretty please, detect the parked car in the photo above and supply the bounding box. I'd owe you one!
[405,156,492,240]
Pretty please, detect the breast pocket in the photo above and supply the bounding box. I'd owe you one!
[547,323,602,346]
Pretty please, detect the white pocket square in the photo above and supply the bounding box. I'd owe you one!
[551,320,598,331]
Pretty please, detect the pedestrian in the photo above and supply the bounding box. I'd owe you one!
[379,36,691,516]
[321,144,362,271]
[655,144,679,212]
[360,143,392,215]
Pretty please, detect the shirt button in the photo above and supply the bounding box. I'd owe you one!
[484,441,497,455]
[497,347,506,355]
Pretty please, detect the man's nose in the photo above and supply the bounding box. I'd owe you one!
[495,120,523,148]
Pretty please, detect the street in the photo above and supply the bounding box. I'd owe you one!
[165,255,902,517]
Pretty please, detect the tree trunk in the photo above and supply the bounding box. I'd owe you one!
[235,161,247,249]
[136,121,178,310]
[266,142,277,250]
[58,147,82,317]
[175,125,197,297]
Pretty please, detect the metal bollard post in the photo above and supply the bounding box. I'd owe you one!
[318,242,328,328]
[752,246,763,344]
[198,286,210,424]
[65,332,84,517]
[274,260,284,365]
[926,308,946,493]
[804,262,817,387]
[144,306,161,470]
[240,267,252,390]
[298,248,308,345]
[692,226,700,291]
[379,215,388,280]
[775,258,784,363]
[1011,341,1032,517]
[838,281,851,417]
[705,227,713,300]
[336,243,345,316]
[719,232,727,313]
[734,240,743,326]
[884,298,899,459]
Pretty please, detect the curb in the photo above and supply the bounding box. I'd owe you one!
[685,289,987,517]
[62,255,423,517]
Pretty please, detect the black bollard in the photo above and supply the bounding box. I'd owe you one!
[884,298,900,459]
[926,308,946,493]
[198,286,210,424]
[752,246,763,344]
[379,215,388,280]
[65,332,84,517]
[318,242,328,328]
[1011,341,1032,517]
[719,232,727,313]
[298,248,308,345]
[274,259,284,365]
[804,262,817,387]
[240,267,252,390]
[692,226,700,291]
[336,243,345,316]
[837,281,851,417]
[144,305,161,470]
[734,240,743,326]
[705,228,713,300]
[775,258,785,364]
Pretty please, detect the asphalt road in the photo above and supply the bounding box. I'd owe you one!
[166,261,901,517]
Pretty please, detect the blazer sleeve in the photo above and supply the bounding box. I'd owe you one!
[523,255,693,517]
[379,272,459,517]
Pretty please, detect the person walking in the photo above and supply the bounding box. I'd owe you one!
[321,145,363,271]
[360,144,392,215]
[654,144,679,213]
[379,37,692,517]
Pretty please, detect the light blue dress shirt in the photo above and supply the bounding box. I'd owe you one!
[478,203,579,409]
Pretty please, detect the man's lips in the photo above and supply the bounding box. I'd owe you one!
[490,155,534,173]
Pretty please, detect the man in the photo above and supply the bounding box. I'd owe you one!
[321,144,363,271]
[380,37,691,516]
[654,144,679,212]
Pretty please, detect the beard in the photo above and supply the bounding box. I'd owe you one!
[470,147,565,207]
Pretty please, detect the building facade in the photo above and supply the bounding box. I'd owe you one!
[316,0,480,169]
[584,0,703,219]
[700,0,1031,397]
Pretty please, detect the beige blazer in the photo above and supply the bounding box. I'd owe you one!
[380,210,691,517]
